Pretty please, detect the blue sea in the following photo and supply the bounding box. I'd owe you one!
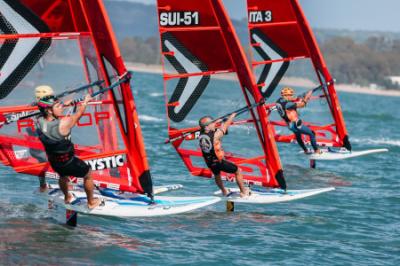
[1,72,399,265]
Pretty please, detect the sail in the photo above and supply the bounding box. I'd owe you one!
[156,0,286,189]
[0,0,153,195]
[245,0,351,150]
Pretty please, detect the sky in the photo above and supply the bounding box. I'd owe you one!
[112,0,400,32]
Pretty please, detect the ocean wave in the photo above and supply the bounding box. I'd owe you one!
[343,111,397,121]
[352,137,400,147]
[149,92,163,97]
[180,119,198,126]
[138,115,164,122]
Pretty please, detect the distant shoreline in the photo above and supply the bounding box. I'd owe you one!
[126,62,400,97]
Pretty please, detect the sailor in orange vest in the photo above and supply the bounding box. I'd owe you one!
[276,87,322,154]
[198,113,250,197]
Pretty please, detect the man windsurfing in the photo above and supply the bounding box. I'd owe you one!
[36,94,101,209]
[276,87,322,154]
[198,113,250,198]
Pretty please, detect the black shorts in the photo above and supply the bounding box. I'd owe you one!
[207,159,238,176]
[50,156,90,178]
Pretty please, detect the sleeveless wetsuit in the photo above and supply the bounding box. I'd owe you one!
[276,98,298,123]
[276,97,318,152]
[199,129,238,176]
[36,117,89,177]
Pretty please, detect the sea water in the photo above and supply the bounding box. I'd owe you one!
[1,72,399,265]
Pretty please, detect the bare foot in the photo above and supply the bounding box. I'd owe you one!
[64,193,74,204]
[304,149,313,155]
[240,188,251,198]
[314,149,323,154]
[222,188,230,196]
[39,184,48,193]
[87,198,102,209]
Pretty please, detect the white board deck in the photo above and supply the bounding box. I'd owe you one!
[43,184,183,195]
[305,148,388,161]
[46,187,219,217]
[215,187,335,204]
[154,184,183,194]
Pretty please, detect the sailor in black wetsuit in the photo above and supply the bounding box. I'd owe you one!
[28,85,55,191]
[276,87,321,154]
[36,95,101,209]
[198,113,250,197]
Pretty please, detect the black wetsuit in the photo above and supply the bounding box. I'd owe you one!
[26,127,47,187]
[36,117,89,177]
[199,129,238,176]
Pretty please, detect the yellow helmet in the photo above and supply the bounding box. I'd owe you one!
[281,87,295,97]
[35,85,54,100]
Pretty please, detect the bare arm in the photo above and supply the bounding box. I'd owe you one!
[59,94,92,136]
[296,90,313,109]
[214,113,236,140]
[296,101,306,108]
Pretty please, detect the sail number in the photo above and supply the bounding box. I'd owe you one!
[160,11,199,26]
[248,11,272,23]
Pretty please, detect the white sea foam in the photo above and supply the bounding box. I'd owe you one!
[352,138,400,147]
[185,119,198,125]
[138,115,163,122]
[149,92,163,97]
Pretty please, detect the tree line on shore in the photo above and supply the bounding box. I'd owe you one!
[120,35,400,90]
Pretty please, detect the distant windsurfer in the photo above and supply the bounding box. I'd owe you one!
[198,113,250,197]
[36,94,101,209]
[276,87,322,154]
[28,85,55,192]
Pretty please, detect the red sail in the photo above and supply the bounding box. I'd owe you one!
[246,0,351,150]
[0,0,152,194]
[156,0,286,188]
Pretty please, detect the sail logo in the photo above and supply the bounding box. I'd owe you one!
[17,111,112,133]
[250,29,289,98]
[248,11,272,23]
[160,11,199,26]
[85,155,124,171]
[199,135,212,153]
[14,149,29,159]
[0,0,51,99]
[161,32,210,122]
[6,111,34,123]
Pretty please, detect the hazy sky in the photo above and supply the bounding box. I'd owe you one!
[112,0,400,32]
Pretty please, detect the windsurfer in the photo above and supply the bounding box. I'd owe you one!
[198,113,250,197]
[276,87,322,154]
[36,94,101,209]
[28,85,55,192]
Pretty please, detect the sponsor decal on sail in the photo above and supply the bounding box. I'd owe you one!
[85,155,125,171]
[162,32,210,122]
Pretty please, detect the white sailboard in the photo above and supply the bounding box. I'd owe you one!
[154,184,184,194]
[304,148,389,161]
[47,186,220,217]
[215,187,335,204]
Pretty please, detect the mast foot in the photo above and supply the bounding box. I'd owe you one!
[226,201,234,212]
